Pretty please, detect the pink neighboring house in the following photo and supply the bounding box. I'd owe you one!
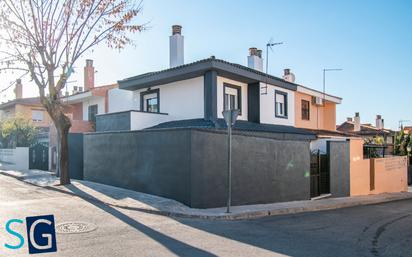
[63,59,117,132]
[49,60,117,172]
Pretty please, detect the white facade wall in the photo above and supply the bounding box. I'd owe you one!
[108,88,136,113]
[130,112,172,130]
[0,147,29,171]
[216,76,248,121]
[259,82,295,126]
[133,76,204,120]
[82,96,105,121]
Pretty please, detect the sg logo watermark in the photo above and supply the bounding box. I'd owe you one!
[4,215,57,254]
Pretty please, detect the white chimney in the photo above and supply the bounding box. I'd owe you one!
[376,115,383,129]
[354,112,361,132]
[247,47,263,71]
[169,25,184,68]
[282,68,296,83]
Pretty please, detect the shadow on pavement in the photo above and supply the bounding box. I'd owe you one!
[65,184,217,257]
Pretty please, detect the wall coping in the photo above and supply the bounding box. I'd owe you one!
[96,110,169,117]
[84,127,314,142]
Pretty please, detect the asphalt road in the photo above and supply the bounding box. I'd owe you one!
[1,174,411,257]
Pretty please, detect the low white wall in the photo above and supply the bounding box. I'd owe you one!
[130,111,172,130]
[0,147,29,171]
[310,138,347,153]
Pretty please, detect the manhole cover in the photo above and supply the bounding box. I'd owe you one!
[56,222,97,234]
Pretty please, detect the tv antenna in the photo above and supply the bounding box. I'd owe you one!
[262,38,283,95]
[399,120,411,129]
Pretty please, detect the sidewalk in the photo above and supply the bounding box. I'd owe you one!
[1,168,412,220]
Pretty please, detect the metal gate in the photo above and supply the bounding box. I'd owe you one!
[29,143,49,171]
[310,150,330,198]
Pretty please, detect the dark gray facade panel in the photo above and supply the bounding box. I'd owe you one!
[203,71,218,121]
[247,82,260,123]
[328,141,350,197]
[68,133,84,180]
[190,130,311,208]
[96,111,131,132]
[83,130,192,206]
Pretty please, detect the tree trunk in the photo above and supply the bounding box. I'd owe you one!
[57,124,71,185]
[46,101,72,185]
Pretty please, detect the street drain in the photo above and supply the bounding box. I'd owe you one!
[56,222,97,234]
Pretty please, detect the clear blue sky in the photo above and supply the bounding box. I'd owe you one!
[3,0,412,129]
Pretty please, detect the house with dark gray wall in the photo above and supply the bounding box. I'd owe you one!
[83,25,351,208]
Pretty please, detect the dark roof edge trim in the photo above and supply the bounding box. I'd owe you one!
[118,58,298,91]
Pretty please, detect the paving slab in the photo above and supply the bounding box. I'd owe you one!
[1,168,412,220]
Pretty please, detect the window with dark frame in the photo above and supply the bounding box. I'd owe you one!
[223,83,242,114]
[301,99,310,120]
[275,90,288,118]
[88,104,98,123]
[140,89,160,113]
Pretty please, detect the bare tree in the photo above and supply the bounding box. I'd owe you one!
[0,0,145,184]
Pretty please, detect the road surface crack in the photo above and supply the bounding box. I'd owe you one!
[370,214,411,256]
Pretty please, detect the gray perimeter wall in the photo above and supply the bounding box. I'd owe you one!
[328,141,350,197]
[190,130,311,208]
[84,129,311,208]
[84,130,192,206]
[68,133,84,180]
[96,111,131,132]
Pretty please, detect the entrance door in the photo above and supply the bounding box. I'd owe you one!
[310,150,330,198]
[29,143,49,171]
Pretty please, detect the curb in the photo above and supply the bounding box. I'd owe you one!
[2,171,412,221]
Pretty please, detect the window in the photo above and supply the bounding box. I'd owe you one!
[140,89,160,113]
[88,104,98,123]
[301,100,310,120]
[275,90,288,118]
[223,83,242,114]
[31,109,44,122]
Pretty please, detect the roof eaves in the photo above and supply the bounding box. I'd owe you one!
[297,85,343,102]
[118,58,299,91]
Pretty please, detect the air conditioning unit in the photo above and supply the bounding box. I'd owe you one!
[72,86,79,95]
[312,96,324,106]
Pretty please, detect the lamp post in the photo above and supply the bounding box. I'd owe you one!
[322,68,342,101]
[407,145,412,185]
[222,109,240,213]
